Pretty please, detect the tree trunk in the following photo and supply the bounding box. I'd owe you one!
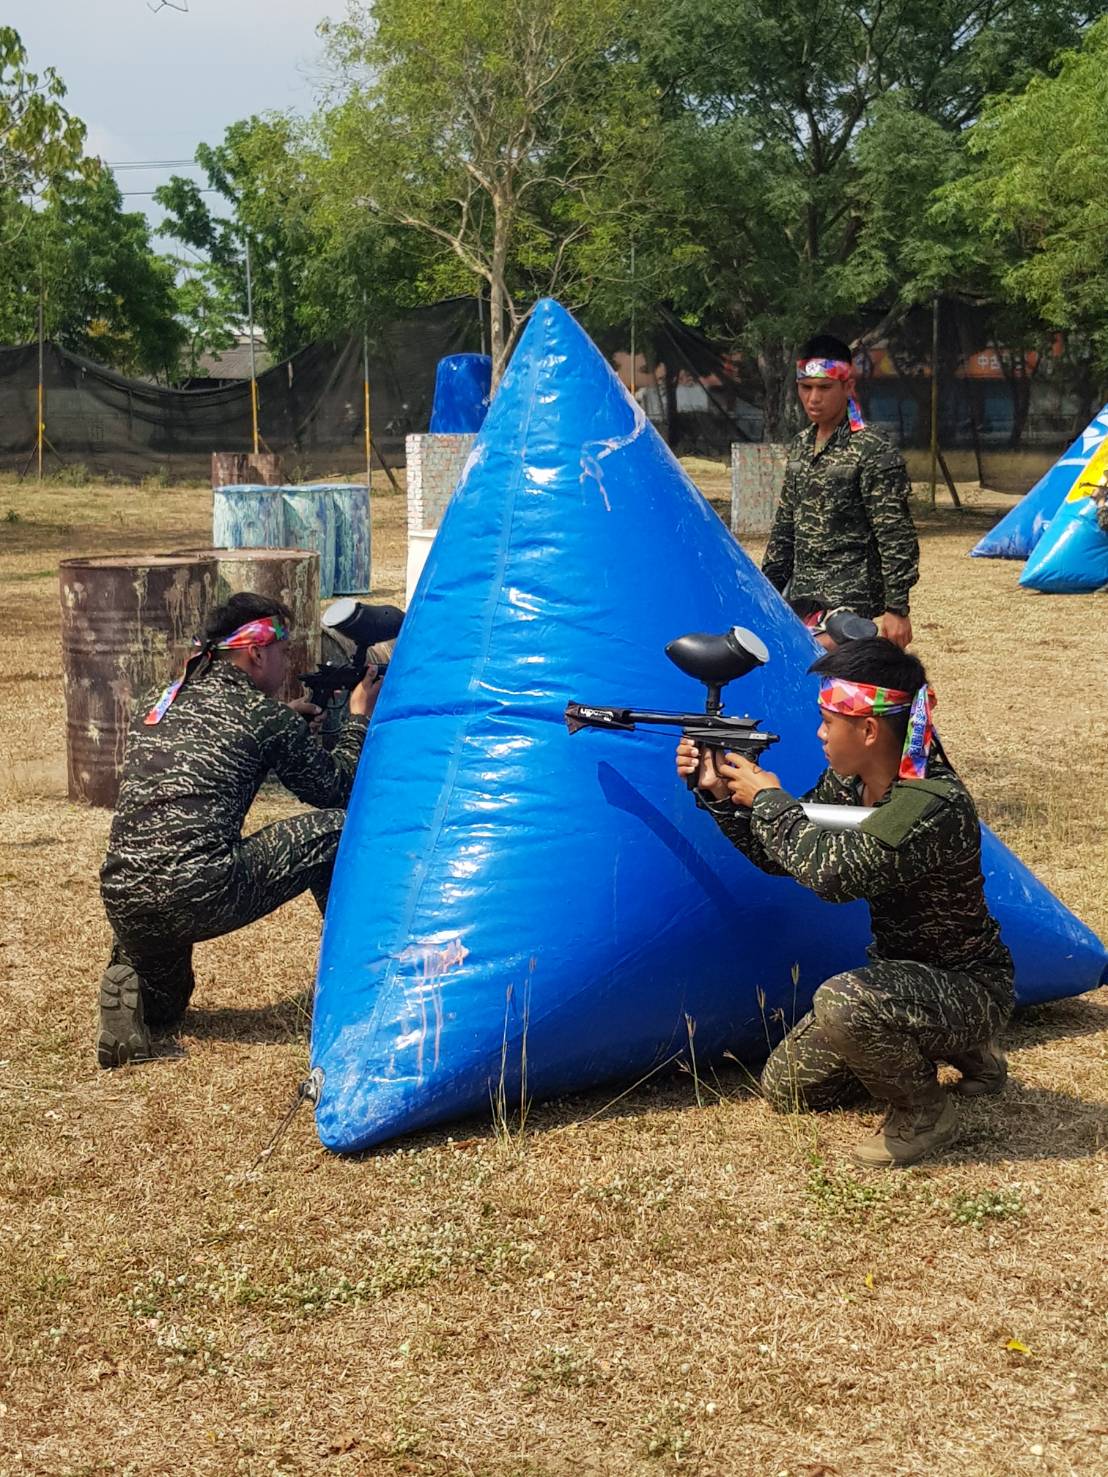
[489,198,511,389]
[758,341,798,443]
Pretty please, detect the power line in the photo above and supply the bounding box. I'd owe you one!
[105,159,202,170]
[121,189,219,197]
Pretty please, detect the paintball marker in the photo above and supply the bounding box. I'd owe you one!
[812,608,878,645]
[565,627,780,782]
[566,626,877,830]
[298,598,405,712]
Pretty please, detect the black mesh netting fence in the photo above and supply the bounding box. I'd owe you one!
[0,295,1097,492]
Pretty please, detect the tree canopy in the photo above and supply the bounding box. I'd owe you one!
[4,4,1108,409]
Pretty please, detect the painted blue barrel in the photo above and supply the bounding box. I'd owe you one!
[300,483,371,596]
[212,485,285,549]
[429,353,493,433]
[282,486,339,598]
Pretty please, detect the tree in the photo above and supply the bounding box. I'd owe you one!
[317,0,645,382]
[630,0,1098,435]
[0,27,86,200]
[0,26,87,241]
[155,116,318,362]
[0,170,185,378]
[941,15,1108,373]
[170,258,239,379]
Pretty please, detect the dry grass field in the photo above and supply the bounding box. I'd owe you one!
[0,470,1105,1477]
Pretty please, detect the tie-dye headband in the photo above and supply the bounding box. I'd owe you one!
[796,357,866,432]
[145,616,288,724]
[818,677,937,781]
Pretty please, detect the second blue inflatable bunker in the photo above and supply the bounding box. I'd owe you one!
[1020,480,1108,593]
[311,300,1107,1154]
[971,405,1108,560]
[429,353,493,434]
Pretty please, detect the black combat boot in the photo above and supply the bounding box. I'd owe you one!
[949,1039,1008,1097]
[97,957,153,1068]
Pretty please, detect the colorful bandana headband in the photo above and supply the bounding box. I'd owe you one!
[796,357,866,432]
[818,677,938,781]
[145,616,288,725]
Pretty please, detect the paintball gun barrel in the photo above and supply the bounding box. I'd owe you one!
[298,598,405,711]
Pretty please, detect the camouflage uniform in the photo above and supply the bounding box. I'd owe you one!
[762,419,919,620]
[698,760,1013,1111]
[100,661,368,1027]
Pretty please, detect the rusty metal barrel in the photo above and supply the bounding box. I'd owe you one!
[60,554,217,808]
[211,452,284,488]
[168,546,321,703]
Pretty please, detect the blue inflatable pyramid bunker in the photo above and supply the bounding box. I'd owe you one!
[311,300,1107,1154]
[972,405,1108,560]
[1020,471,1108,593]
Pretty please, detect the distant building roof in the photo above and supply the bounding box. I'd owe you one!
[195,334,273,381]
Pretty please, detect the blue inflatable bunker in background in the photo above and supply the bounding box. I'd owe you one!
[429,353,493,434]
[1020,482,1108,593]
[311,300,1107,1154]
[971,405,1108,560]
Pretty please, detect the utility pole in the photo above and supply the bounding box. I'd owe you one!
[244,236,260,456]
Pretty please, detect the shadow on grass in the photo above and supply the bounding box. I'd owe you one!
[942,1081,1108,1166]
[1009,993,1107,1047]
[184,989,312,1045]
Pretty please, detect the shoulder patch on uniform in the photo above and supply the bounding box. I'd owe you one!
[859,782,947,848]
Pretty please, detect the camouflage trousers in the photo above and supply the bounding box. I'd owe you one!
[761,959,1012,1112]
[102,808,346,1029]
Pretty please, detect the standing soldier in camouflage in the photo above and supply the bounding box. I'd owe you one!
[676,637,1013,1168]
[763,333,919,649]
[98,592,380,1069]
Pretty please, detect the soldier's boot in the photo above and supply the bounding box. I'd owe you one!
[851,1091,958,1170]
[97,960,153,1069]
[948,1039,1008,1097]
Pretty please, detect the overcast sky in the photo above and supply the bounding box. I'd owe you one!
[9,0,342,233]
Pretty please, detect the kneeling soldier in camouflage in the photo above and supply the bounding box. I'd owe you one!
[97,592,380,1068]
[676,637,1013,1168]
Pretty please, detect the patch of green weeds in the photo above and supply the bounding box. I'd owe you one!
[805,1152,899,1220]
[525,1343,597,1393]
[950,1186,1025,1226]
[643,1399,695,1463]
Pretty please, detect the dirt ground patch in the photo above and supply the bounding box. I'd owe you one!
[0,471,1105,1477]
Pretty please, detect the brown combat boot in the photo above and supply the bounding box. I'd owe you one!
[97,960,153,1068]
[851,1093,959,1169]
[949,1039,1008,1097]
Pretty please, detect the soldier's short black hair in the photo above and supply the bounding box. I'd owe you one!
[202,592,293,647]
[809,637,926,743]
[798,333,853,366]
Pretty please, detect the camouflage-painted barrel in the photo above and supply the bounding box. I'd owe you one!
[318,483,371,595]
[212,484,285,549]
[168,546,321,704]
[60,554,217,808]
[282,486,338,597]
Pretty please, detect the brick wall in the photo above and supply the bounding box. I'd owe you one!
[405,433,477,532]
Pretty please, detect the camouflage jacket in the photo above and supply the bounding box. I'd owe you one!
[700,760,1013,999]
[101,661,368,895]
[761,419,919,618]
